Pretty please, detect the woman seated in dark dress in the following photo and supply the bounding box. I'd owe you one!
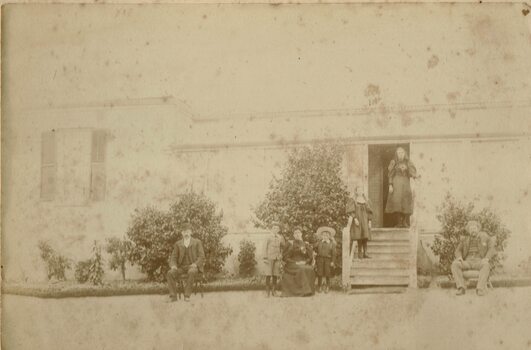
[280,228,316,297]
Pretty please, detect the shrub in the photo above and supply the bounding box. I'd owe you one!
[88,241,105,285]
[168,192,232,278]
[126,206,172,282]
[127,192,232,281]
[238,239,257,277]
[74,260,91,283]
[253,144,350,271]
[105,237,133,280]
[38,241,71,281]
[431,193,511,275]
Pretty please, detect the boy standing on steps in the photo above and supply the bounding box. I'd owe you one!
[263,222,286,297]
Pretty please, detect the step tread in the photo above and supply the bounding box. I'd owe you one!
[352,260,410,268]
[365,246,410,252]
[370,228,411,232]
[350,275,410,286]
[354,252,411,258]
[351,269,410,277]
[352,261,411,267]
[367,241,410,246]
[352,258,411,263]
[348,286,407,294]
[371,232,411,240]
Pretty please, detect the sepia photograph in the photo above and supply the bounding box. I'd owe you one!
[1,2,531,349]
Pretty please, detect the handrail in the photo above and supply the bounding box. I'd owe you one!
[408,178,420,288]
[342,223,352,291]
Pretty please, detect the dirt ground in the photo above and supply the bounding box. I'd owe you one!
[2,287,531,350]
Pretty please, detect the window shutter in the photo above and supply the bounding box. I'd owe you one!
[90,130,106,201]
[41,131,56,200]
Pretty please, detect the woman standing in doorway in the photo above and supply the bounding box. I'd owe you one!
[385,147,418,228]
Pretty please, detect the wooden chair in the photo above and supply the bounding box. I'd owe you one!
[176,271,207,299]
[462,270,494,289]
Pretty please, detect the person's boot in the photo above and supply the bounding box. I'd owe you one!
[363,241,371,259]
[358,245,363,259]
[456,287,466,296]
[271,284,277,297]
[399,214,407,228]
[324,284,329,294]
[316,285,321,293]
[394,213,402,228]
[404,215,410,228]
[266,284,271,297]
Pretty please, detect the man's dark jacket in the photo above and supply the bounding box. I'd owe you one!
[454,231,496,261]
[170,238,205,272]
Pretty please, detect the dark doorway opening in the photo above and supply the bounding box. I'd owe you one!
[368,143,410,228]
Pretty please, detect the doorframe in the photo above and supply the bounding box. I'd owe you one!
[367,142,411,228]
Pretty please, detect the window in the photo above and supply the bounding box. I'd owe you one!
[40,129,107,204]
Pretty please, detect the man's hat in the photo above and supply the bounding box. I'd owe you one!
[181,222,193,231]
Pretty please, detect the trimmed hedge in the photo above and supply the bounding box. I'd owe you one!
[2,278,264,299]
[2,276,345,299]
[436,276,531,289]
[5,275,528,298]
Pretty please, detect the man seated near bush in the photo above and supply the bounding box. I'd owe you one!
[451,220,496,296]
[166,223,205,302]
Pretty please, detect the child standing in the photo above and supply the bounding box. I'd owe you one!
[346,186,373,259]
[263,222,286,297]
[314,227,337,293]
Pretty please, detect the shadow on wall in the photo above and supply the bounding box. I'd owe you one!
[418,239,438,275]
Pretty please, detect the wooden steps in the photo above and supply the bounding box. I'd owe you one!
[370,228,410,241]
[350,228,412,287]
[351,259,410,269]
[352,268,409,277]
[350,275,410,285]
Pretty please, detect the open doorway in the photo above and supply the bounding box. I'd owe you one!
[368,143,410,228]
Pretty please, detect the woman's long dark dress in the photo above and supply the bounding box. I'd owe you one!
[385,159,417,215]
[281,240,315,297]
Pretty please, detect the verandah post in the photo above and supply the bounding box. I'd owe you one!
[342,225,351,292]
[409,177,419,289]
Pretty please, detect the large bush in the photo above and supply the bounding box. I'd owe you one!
[254,144,350,242]
[431,193,511,275]
[126,206,172,281]
[38,241,71,281]
[238,239,257,277]
[127,192,232,281]
[168,192,232,277]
